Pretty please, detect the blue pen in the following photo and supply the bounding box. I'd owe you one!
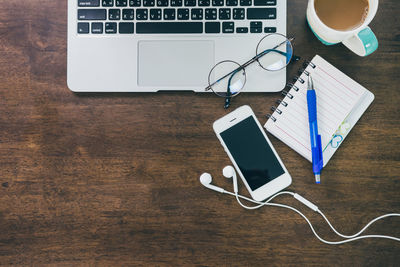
[307,75,323,184]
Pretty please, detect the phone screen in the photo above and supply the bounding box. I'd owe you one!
[220,116,285,191]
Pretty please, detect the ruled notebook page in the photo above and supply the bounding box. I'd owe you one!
[265,55,367,162]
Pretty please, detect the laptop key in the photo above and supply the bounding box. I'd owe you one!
[226,0,237,6]
[105,22,117,33]
[136,22,203,33]
[205,8,217,20]
[171,0,183,6]
[150,9,162,20]
[123,9,134,20]
[109,9,121,20]
[240,0,251,6]
[143,0,155,6]
[198,0,210,6]
[157,0,169,6]
[164,9,176,20]
[177,8,190,20]
[219,8,230,20]
[264,26,276,33]
[254,0,276,5]
[250,27,261,33]
[78,9,107,20]
[212,0,224,6]
[116,0,128,6]
[119,22,134,33]
[79,0,100,7]
[191,9,203,20]
[184,0,196,6]
[129,0,141,6]
[77,22,89,34]
[250,21,262,28]
[205,22,220,33]
[136,9,148,19]
[102,0,114,6]
[232,8,244,19]
[247,8,276,19]
[222,21,234,33]
[91,22,103,33]
[236,27,248,33]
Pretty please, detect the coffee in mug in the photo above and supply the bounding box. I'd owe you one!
[314,0,369,31]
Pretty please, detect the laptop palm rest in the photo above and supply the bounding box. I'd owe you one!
[138,40,214,88]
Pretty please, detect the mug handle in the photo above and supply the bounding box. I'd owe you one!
[342,27,378,56]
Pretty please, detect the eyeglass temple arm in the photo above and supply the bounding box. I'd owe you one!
[224,68,241,108]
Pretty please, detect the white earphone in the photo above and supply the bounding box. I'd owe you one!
[200,166,400,245]
[200,173,226,193]
[223,166,238,193]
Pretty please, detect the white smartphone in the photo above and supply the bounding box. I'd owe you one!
[213,105,292,201]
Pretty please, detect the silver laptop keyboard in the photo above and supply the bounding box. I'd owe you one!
[77,0,278,34]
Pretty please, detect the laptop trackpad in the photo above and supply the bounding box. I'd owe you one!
[138,40,214,88]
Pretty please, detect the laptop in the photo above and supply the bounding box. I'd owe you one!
[67,0,287,92]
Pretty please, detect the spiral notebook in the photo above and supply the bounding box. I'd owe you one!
[264,55,374,166]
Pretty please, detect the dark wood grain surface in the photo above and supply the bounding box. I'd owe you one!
[0,0,399,266]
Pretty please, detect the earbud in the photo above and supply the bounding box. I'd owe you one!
[200,173,225,193]
[223,165,238,193]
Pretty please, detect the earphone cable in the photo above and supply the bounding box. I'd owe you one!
[318,210,400,239]
[225,190,400,244]
[234,191,294,210]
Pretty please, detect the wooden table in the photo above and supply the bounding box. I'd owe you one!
[0,1,399,266]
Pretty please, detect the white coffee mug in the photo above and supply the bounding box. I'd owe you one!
[307,0,379,56]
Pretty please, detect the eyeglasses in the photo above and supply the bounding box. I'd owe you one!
[205,33,298,109]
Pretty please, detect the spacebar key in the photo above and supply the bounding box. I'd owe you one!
[136,22,203,34]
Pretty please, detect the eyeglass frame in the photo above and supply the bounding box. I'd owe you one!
[205,33,299,109]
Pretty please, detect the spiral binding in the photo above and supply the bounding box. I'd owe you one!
[304,60,316,69]
[286,83,299,92]
[276,99,288,107]
[266,114,276,122]
[266,60,314,123]
[282,90,293,99]
[271,106,282,114]
[298,69,310,76]
[294,76,305,84]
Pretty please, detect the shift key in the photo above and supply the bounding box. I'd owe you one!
[78,9,107,20]
[247,8,276,19]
